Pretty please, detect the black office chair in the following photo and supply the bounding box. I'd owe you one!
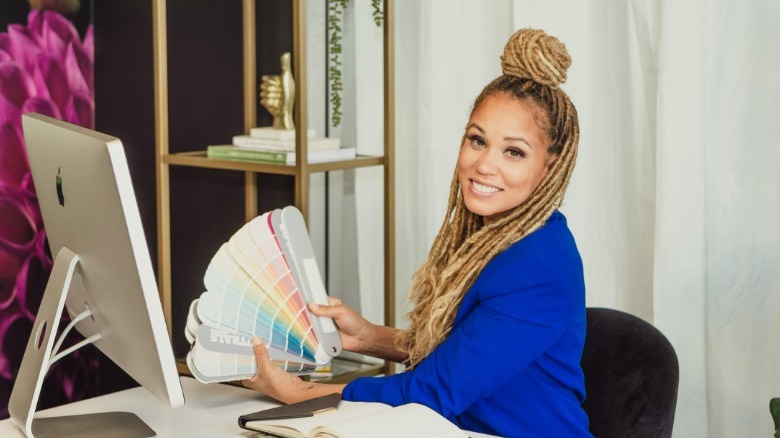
[770,398,780,437]
[580,307,679,438]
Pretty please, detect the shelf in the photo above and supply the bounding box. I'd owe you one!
[154,0,397,382]
[164,151,386,174]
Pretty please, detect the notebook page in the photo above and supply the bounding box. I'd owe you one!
[244,401,389,437]
[310,403,466,438]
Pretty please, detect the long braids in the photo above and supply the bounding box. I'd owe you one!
[398,29,580,368]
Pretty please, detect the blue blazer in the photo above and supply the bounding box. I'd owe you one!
[343,211,591,437]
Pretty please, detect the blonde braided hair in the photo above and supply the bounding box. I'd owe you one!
[398,28,580,368]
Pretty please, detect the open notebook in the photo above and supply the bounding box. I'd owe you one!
[240,400,466,438]
[185,206,342,383]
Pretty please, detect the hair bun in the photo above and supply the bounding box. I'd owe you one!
[500,28,571,88]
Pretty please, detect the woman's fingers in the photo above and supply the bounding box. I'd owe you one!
[251,336,270,364]
[242,337,272,388]
[241,337,312,404]
[309,301,334,317]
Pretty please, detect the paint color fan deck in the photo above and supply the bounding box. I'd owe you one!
[185,206,342,383]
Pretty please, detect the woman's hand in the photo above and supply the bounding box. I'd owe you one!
[308,297,374,354]
[241,337,344,404]
[309,297,407,363]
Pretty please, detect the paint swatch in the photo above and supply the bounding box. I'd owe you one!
[186,206,341,383]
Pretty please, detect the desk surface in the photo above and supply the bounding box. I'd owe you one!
[0,377,496,437]
[1,377,268,437]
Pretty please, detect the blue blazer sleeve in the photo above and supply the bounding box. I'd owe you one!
[344,240,576,419]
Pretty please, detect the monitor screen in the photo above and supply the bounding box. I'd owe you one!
[9,113,184,436]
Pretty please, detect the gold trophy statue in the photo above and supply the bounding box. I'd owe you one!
[246,51,325,144]
[260,52,295,130]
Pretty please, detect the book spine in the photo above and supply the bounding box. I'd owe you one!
[232,136,295,151]
[207,148,287,164]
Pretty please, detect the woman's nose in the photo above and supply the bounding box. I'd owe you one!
[475,150,499,174]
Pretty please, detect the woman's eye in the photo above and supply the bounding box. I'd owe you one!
[468,135,485,148]
[506,147,526,158]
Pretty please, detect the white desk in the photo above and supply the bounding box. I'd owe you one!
[1,377,269,437]
[0,377,497,437]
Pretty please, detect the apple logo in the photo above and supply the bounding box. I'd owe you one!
[56,167,65,207]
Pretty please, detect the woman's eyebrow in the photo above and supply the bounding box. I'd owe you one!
[466,123,486,134]
[504,136,533,148]
[468,123,532,148]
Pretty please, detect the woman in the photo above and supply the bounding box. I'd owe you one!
[243,28,591,437]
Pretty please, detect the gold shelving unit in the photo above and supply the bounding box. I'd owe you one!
[152,0,395,378]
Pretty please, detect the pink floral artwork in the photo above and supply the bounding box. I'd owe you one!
[0,9,97,418]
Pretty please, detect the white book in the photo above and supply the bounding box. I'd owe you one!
[233,135,340,151]
[250,126,316,140]
[242,401,467,438]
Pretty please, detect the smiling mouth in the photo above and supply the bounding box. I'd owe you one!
[471,179,501,194]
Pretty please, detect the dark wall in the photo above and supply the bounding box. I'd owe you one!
[166,0,295,357]
[95,0,295,360]
[93,0,157,395]
[166,0,247,359]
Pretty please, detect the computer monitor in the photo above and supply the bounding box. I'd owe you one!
[9,113,184,437]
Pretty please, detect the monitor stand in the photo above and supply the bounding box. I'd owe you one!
[8,247,156,438]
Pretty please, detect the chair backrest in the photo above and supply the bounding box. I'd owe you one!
[581,307,679,438]
[770,398,780,437]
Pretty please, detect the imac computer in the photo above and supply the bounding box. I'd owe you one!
[9,113,185,437]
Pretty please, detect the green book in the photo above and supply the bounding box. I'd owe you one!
[206,145,356,165]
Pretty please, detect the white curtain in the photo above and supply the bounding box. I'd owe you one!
[390,0,780,436]
[393,0,514,322]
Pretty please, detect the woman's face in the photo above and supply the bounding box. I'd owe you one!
[458,93,555,225]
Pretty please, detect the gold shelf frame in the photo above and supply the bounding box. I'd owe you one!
[152,0,396,377]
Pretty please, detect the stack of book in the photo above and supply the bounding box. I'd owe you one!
[207,126,355,164]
